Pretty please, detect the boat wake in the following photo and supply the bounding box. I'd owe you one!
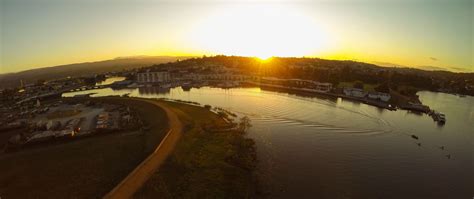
[232,108,393,136]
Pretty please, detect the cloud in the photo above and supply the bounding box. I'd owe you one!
[417,65,473,73]
[372,61,408,68]
[429,57,438,61]
[447,66,474,73]
[372,61,473,73]
[417,65,446,71]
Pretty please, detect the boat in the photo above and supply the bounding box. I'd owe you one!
[181,82,192,91]
[430,111,446,124]
[110,80,132,89]
[436,113,446,124]
[159,83,172,89]
[126,83,139,88]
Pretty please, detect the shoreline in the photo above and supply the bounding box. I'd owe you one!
[243,81,398,111]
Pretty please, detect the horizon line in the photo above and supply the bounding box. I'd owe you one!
[1,54,472,75]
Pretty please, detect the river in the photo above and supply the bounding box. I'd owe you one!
[63,82,473,198]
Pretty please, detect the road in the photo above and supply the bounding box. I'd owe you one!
[103,99,183,199]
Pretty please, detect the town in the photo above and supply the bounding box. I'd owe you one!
[2,96,145,151]
[3,56,457,127]
[2,57,461,146]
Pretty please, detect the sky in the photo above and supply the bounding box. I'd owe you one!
[0,0,472,73]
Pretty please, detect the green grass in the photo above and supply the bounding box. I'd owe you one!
[134,101,257,199]
[0,97,168,199]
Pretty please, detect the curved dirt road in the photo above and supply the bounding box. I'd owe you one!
[103,99,183,199]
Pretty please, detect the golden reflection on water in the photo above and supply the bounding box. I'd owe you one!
[63,85,473,198]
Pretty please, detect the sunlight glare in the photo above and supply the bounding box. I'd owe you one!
[190,4,332,58]
[257,56,272,62]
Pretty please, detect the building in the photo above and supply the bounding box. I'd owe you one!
[368,92,391,102]
[96,112,120,130]
[96,112,110,129]
[137,70,171,83]
[343,88,368,98]
[314,82,333,93]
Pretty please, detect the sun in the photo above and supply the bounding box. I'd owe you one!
[190,4,332,58]
[256,56,272,63]
[256,54,272,60]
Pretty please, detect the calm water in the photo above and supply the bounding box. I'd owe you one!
[63,84,473,198]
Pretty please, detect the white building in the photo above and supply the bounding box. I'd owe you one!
[368,92,391,102]
[137,71,171,83]
[314,82,333,93]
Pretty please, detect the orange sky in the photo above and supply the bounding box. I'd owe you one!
[1,0,472,73]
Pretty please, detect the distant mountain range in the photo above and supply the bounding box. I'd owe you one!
[0,56,194,89]
[1,55,471,90]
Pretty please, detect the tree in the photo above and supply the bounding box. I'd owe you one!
[238,116,252,132]
[375,82,390,93]
[354,81,364,89]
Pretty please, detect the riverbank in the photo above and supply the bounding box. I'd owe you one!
[244,82,397,111]
[134,100,258,198]
[242,81,440,113]
[0,97,169,199]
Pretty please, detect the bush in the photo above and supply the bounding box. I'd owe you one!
[375,82,390,93]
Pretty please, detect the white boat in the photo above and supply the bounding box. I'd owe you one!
[437,113,446,123]
[160,83,172,89]
[431,111,446,124]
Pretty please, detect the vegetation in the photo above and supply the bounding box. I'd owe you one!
[0,97,169,199]
[135,101,257,199]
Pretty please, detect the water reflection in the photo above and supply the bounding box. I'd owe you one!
[138,86,171,95]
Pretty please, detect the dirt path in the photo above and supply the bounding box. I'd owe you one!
[103,99,183,199]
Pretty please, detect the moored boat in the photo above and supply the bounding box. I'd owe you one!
[430,111,446,124]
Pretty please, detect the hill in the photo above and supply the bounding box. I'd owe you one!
[0,56,193,89]
[149,55,473,96]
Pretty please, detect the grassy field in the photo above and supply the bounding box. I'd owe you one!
[0,97,168,199]
[134,101,257,199]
